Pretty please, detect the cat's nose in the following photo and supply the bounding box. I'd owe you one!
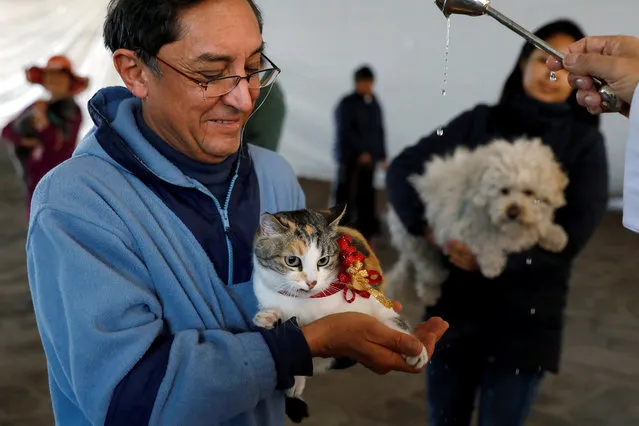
[307,281,317,289]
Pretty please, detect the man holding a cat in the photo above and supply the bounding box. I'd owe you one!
[24,0,448,425]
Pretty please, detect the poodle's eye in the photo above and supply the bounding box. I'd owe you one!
[317,256,330,267]
[284,256,301,268]
[500,188,510,195]
[523,189,535,197]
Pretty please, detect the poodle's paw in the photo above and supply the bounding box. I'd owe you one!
[539,225,568,252]
[253,308,283,330]
[404,345,429,369]
[286,376,307,399]
[478,252,507,279]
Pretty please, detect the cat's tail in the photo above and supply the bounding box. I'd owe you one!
[384,208,416,303]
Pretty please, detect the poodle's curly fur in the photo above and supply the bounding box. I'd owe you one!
[386,137,569,306]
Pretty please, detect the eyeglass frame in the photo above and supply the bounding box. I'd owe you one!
[153,53,281,97]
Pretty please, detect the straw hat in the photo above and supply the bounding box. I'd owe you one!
[25,55,90,95]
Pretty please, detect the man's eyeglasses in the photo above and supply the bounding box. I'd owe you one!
[154,53,281,98]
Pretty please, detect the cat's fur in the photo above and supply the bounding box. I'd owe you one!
[251,205,428,419]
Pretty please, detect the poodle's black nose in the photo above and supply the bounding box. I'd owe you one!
[507,204,521,219]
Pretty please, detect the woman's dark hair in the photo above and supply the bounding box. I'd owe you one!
[499,19,599,127]
[103,0,263,76]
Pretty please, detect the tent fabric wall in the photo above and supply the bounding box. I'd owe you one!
[1,0,637,195]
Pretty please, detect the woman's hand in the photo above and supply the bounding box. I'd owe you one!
[444,240,479,272]
[31,101,50,131]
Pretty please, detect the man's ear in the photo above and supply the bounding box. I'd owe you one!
[112,49,151,99]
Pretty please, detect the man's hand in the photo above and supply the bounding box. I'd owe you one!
[444,240,479,272]
[301,312,447,375]
[546,35,639,116]
[414,317,448,359]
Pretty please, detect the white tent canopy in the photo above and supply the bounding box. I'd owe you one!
[1,0,637,195]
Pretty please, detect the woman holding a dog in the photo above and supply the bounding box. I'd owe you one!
[386,20,609,426]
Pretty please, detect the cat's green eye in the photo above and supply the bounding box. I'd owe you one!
[317,256,330,267]
[284,256,301,268]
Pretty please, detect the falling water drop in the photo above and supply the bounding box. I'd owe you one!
[530,307,536,315]
[442,17,452,98]
[550,71,557,82]
[515,368,520,375]
[526,257,533,265]
[437,128,444,136]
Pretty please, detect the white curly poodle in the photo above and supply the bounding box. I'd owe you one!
[386,137,569,306]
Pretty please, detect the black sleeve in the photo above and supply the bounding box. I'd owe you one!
[258,318,314,390]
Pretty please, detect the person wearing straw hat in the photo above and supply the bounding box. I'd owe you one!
[2,55,89,216]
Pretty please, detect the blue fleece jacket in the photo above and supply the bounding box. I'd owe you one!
[26,86,312,426]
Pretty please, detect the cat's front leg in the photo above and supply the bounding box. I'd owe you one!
[286,376,306,399]
[252,308,283,330]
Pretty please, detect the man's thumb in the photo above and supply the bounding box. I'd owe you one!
[564,52,617,81]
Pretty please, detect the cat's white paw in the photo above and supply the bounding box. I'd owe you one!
[286,376,306,399]
[253,308,282,330]
[403,346,429,369]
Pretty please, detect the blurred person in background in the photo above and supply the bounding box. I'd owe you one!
[386,19,608,426]
[243,80,286,151]
[332,65,387,244]
[2,55,88,217]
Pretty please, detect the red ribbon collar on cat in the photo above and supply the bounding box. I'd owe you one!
[279,234,383,304]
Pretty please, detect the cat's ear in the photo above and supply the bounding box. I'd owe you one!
[259,213,289,236]
[320,203,347,228]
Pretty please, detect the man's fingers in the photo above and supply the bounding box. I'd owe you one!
[358,345,422,375]
[414,317,449,343]
[568,75,595,91]
[371,322,422,357]
[576,90,603,108]
[392,301,403,313]
[415,317,449,358]
[563,52,622,82]
[546,56,563,71]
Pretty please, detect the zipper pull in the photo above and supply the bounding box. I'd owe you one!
[221,209,230,232]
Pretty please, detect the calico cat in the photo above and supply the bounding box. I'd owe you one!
[252,205,429,422]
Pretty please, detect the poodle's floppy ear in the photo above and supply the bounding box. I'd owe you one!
[469,156,495,208]
[548,165,570,208]
[319,203,347,228]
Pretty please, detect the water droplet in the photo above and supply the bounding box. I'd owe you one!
[530,307,536,315]
[550,71,557,82]
[437,128,444,136]
[515,368,520,375]
[526,257,532,265]
[441,18,452,98]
